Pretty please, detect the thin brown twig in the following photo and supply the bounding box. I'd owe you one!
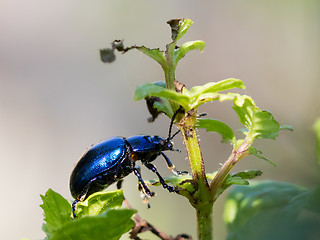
[118,182,192,240]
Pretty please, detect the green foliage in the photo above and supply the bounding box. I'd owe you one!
[232,97,280,141]
[40,189,72,239]
[166,19,205,73]
[27,18,296,240]
[75,191,123,218]
[173,40,205,68]
[40,189,135,240]
[313,117,320,165]
[51,209,135,240]
[196,118,236,145]
[248,146,276,167]
[167,18,193,42]
[223,118,320,240]
[135,78,245,114]
[136,47,167,68]
[196,93,285,165]
[100,18,291,240]
[146,170,263,202]
[135,79,286,165]
[224,180,320,240]
[211,170,263,200]
[134,82,188,116]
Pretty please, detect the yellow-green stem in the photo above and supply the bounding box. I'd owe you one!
[178,110,213,240]
[163,63,179,113]
[178,110,207,185]
[210,140,250,199]
[164,66,175,91]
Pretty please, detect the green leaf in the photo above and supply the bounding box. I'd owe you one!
[167,18,193,42]
[51,209,136,240]
[143,81,174,119]
[147,170,262,202]
[146,174,196,194]
[280,125,294,131]
[196,118,236,145]
[40,189,72,239]
[102,40,167,68]
[152,97,174,118]
[189,79,246,109]
[191,92,241,110]
[249,146,276,167]
[135,79,247,113]
[211,170,262,200]
[232,97,280,142]
[134,83,190,110]
[231,169,263,180]
[313,117,320,165]
[75,190,124,218]
[164,19,196,90]
[165,19,194,76]
[176,19,193,41]
[173,40,205,68]
[305,187,320,214]
[206,171,218,181]
[136,46,166,68]
[224,180,316,240]
[232,96,256,130]
[189,79,245,95]
[224,175,249,188]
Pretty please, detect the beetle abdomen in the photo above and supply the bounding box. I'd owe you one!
[70,137,129,199]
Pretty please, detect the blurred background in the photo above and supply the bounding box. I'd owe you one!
[1,0,319,239]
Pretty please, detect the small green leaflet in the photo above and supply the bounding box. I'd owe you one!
[40,189,134,240]
[224,180,320,240]
[51,209,136,240]
[134,79,246,114]
[40,189,73,239]
[232,97,281,142]
[75,190,123,218]
[196,118,236,145]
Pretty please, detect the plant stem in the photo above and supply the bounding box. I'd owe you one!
[210,140,250,199]
[178,109,207,185]
[178,109,213,240]
[210,151,236,200]
[163,47,180,113]
[163,32,214,239]
[196,203,213,240]
[164,65,175,91]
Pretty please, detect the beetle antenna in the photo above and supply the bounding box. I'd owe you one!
[170,129,180,140]
[167,110,179,141]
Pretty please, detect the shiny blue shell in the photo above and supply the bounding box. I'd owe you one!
[70,137,128,199]
[69,135,171,201]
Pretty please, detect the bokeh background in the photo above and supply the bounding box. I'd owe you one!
[1,0,319,239]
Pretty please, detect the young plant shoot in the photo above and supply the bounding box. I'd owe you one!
[37,19,291,240]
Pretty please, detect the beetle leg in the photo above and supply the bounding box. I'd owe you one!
[137,183,151,208]
[72,199,79,218]
[144,163,175,192]
[116,179,124,190]
[160,152,188,175]
[133,166,155,197]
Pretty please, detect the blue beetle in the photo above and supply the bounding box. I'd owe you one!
[70,127,183,217]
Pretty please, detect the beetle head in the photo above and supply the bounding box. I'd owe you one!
[150,135,173,151]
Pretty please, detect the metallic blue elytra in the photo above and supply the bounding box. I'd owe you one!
[70,137,131,200]
[70,134,183,217]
